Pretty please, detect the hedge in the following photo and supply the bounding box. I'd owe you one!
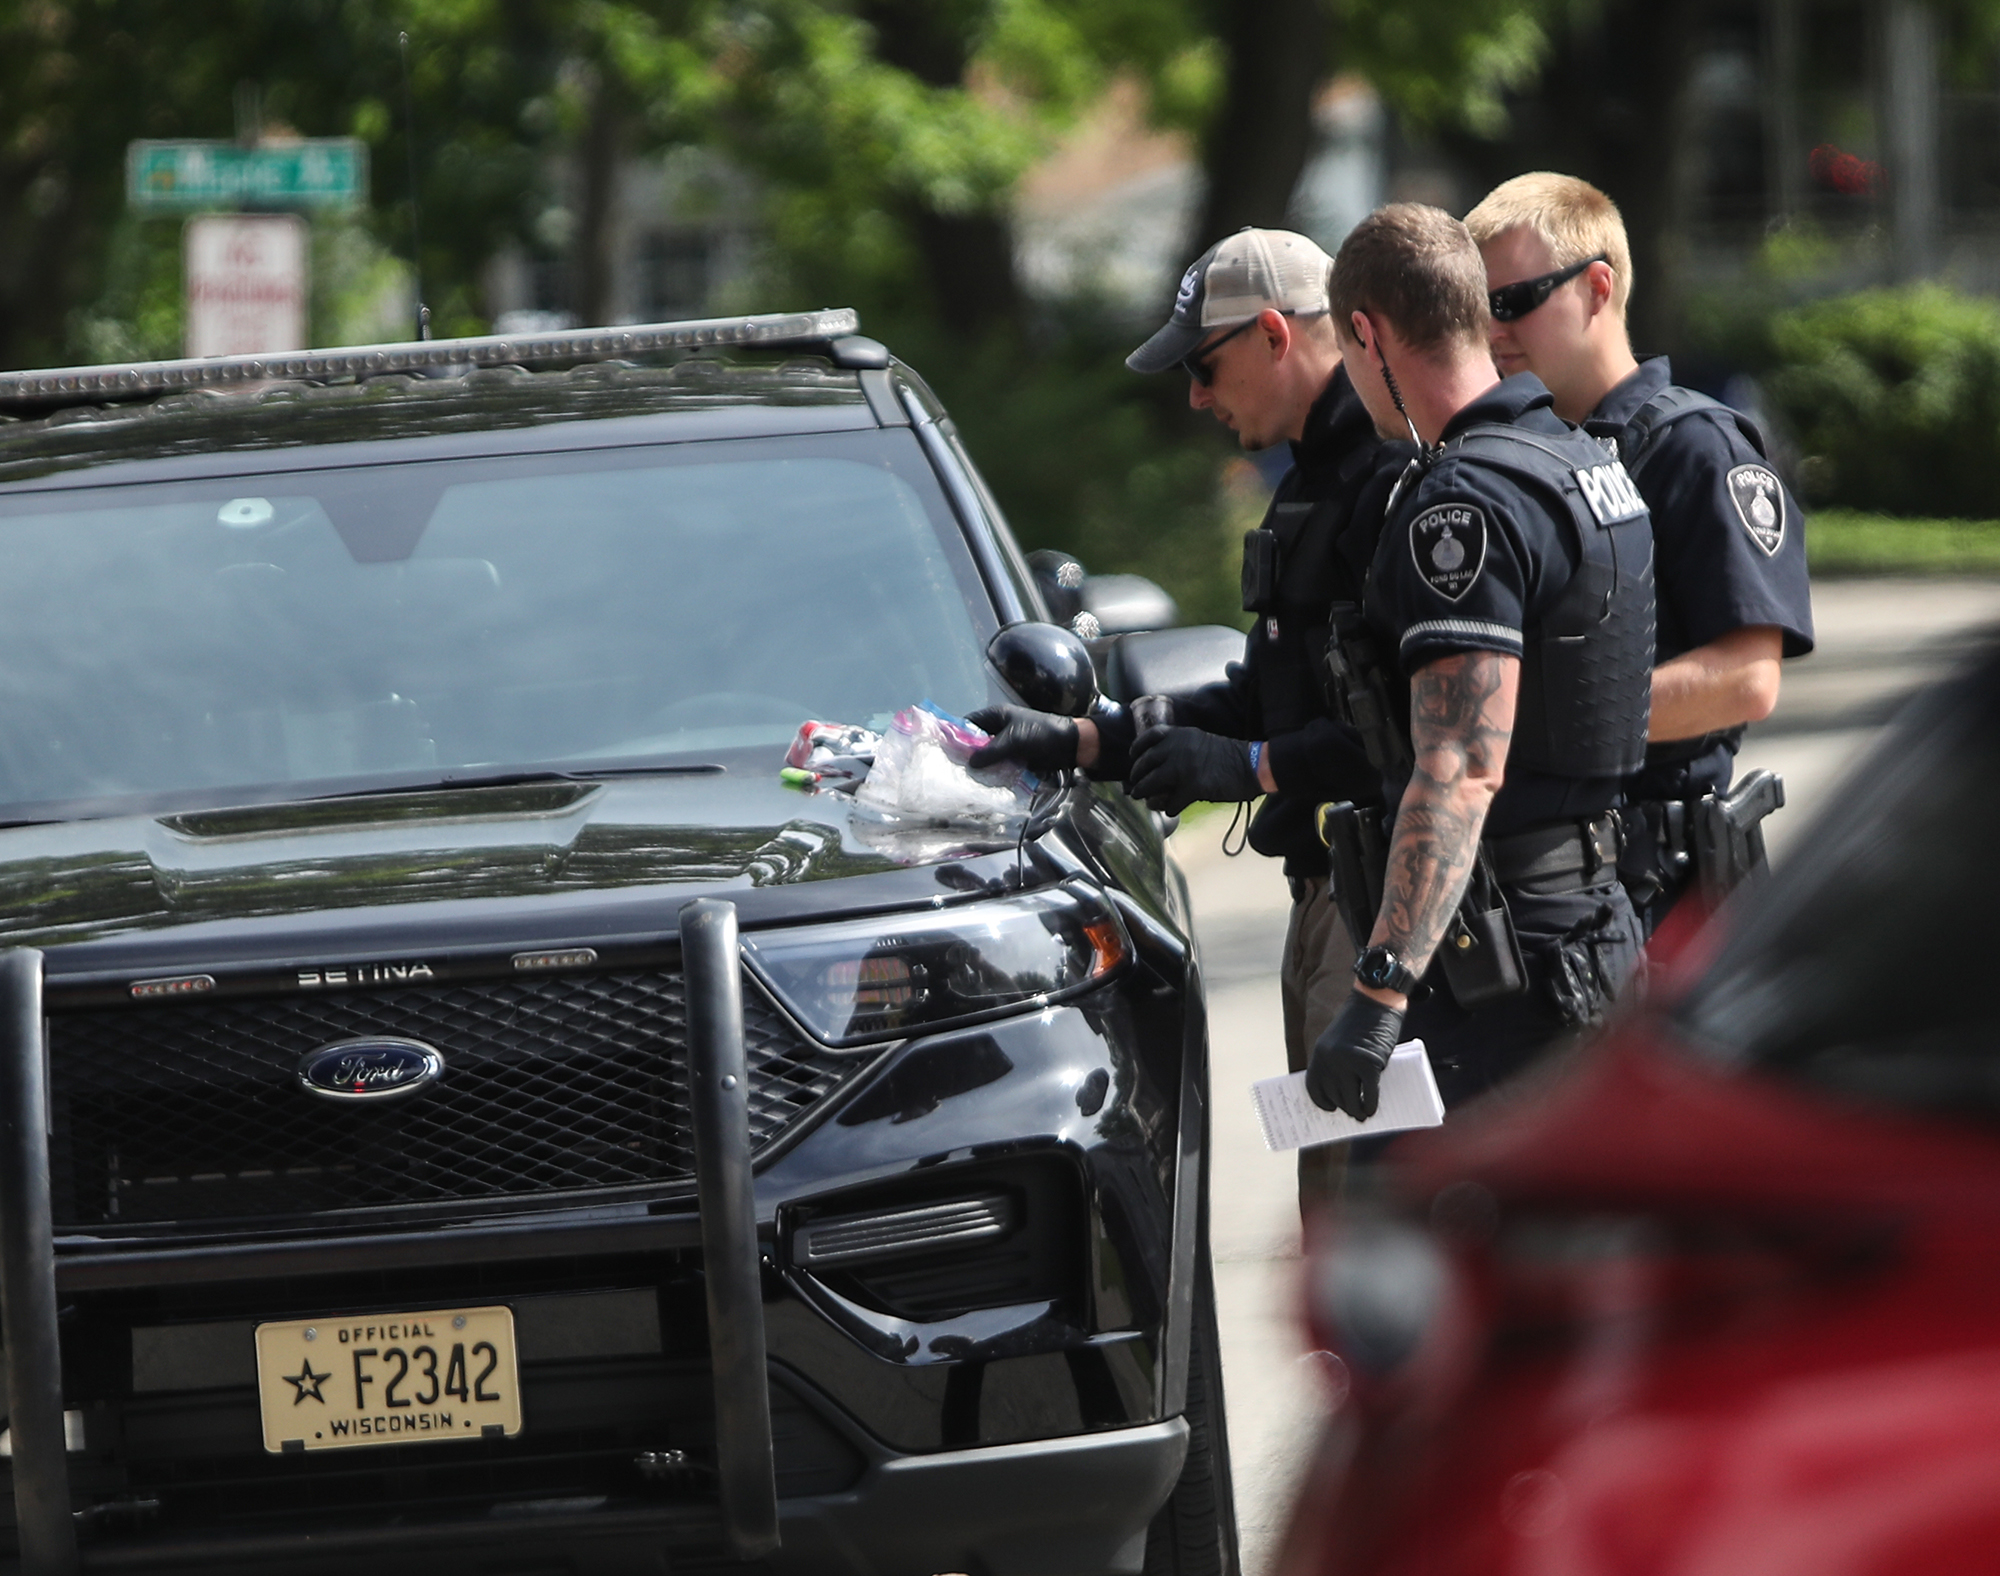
[1765,284,2000,519]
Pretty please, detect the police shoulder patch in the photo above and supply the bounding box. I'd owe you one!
[1409,503,1487,602]
[1726,464,1785,555]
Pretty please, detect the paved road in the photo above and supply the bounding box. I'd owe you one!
[1173,577,2000,1573]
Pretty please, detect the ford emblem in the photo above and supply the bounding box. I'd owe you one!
[297,1038,444,1103]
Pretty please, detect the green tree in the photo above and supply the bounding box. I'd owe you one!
[0,0,574,369]
[4,0,1568,621]
[680,0,1556,617]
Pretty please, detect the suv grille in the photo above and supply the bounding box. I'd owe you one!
[48,970,857,1231]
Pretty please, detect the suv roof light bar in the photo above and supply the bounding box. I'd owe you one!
[0,306,862,408]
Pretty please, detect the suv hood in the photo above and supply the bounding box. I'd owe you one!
[7,775,1019,953]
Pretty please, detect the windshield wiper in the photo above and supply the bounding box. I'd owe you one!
[0,759,733,828]
[310,759,728,799]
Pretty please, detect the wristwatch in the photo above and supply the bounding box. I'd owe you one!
[1353,944,1422,996]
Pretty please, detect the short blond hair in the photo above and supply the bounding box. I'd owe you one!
[1464,173,1633,319]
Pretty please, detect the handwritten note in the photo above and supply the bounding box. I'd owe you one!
[1250,1041,1444,1152]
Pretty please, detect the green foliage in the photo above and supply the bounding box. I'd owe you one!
[1808,510,2000,576]
[1,0,577,364]
[1681,217,1861,375]
[1766,285,2000,518]
[69,217,185,364]
[1942,0,2000,88]
[899,319,1250,628]
[10,0,1574,633]
[709,0,1212,319]
[312,219,416,346]
[69,211,412,361]
[1338,0,1553,136]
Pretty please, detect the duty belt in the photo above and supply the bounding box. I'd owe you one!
[1484,813,1622,891]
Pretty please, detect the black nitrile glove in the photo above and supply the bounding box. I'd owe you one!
[967,705,1078,773]
[1126,726,1260,815]
[1306,993,1405,1120]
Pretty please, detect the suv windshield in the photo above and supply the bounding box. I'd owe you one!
[0,430,995,819]
[1674,652,2000,1122]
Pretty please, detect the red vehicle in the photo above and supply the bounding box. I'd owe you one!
[1279,644,2000,1576]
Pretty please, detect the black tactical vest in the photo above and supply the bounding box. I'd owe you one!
[1381,423,1655,780]
[1241,436,1380,733]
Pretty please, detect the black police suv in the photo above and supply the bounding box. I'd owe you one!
[0,311,1236,1576]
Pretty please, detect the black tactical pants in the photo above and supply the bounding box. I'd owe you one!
[1404,874,1645,1109]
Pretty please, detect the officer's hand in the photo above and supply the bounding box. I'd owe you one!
[1126,726,1260,815]
[1305,994,1405,1120]
[966,706,1078,773]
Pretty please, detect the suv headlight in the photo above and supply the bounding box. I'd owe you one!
[741,882,1130,1046]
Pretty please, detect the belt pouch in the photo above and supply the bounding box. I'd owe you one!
[1439,851,1528,1008]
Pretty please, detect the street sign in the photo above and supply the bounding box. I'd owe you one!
[128,139,368,211]
[184,215,308,358]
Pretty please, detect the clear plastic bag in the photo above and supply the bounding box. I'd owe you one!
[851,703,1032,825]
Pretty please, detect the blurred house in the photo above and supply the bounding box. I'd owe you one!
[1012,75,1388,320]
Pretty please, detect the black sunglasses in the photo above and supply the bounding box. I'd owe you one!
[1182,313,1277,385]
[1487,254,1608,323]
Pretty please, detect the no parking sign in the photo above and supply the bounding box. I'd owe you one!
[184,214,308,359]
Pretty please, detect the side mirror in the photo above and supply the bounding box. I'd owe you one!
[987,621,1101,718]
[1081,574,1178,637]
[1103,624,1245,703]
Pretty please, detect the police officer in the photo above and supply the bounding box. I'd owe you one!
[1466,174,1814,933]
[1305,203,1652,1123]
[973,228,1402,1207]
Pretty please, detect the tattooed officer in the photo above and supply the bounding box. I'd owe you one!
[973,229,1406,1211]
[1305,204,1653,1123]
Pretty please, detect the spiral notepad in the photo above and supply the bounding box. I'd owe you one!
[1250,1041,1444,1151]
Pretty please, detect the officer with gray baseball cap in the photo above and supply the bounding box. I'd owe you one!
[1128,227,1345,379]
[977,227,1407,1213]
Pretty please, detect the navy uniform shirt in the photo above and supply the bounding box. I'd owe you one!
[1365,373,1628,838]
[1586,357,1815,800]
[1174,366,1408,877]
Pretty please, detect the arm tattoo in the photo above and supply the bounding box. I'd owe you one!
[1372,651,1518,971]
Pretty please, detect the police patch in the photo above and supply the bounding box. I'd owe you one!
[1410,504,1487,602]
[1727,464,1785,555]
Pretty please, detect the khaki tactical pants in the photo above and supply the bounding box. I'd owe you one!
[1280,875,1356,1217]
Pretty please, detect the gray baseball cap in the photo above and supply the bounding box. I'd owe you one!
[1127,228,1336,375]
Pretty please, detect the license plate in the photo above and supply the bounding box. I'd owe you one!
[254,1305,521,1454]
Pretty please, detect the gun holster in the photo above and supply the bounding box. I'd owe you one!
[1323,606,1414,780]
[1315,800,1388,947]
[1693,768,1785,907]
[1438,848,1528,1008]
